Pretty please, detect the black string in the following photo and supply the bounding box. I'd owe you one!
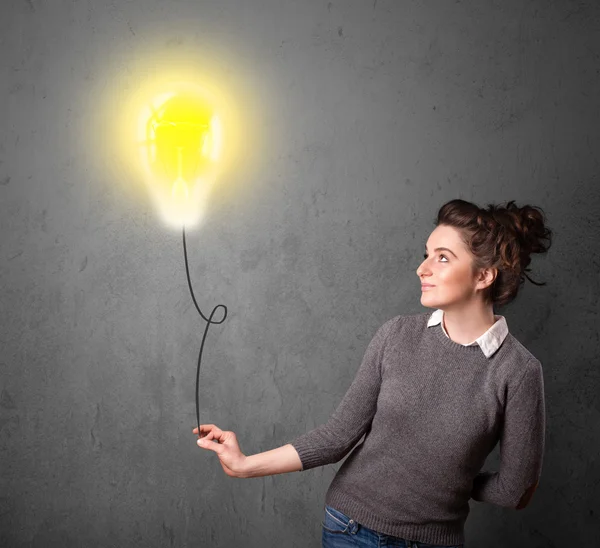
[182,225,227,438]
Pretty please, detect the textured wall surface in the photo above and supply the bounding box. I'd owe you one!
[1,0,599,546]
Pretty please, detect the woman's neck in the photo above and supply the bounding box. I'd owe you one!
[441,306,497,345]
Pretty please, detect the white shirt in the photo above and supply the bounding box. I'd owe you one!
[427,308,509,358]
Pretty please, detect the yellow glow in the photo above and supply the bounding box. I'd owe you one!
[88,45,270,231]
[137,84,224,227]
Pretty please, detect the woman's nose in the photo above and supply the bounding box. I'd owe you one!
[417,262,429,278]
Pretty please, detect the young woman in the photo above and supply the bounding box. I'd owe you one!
[193,198,552,548]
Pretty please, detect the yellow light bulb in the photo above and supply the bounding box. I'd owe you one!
[138,84,223,228]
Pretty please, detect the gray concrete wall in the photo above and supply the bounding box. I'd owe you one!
[1,0,598,546]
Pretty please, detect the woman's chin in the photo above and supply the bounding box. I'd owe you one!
[420,294,440,306]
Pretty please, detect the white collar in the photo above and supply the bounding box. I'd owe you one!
[426,308,509,358]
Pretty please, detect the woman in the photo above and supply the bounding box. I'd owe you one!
[193,198,552,548]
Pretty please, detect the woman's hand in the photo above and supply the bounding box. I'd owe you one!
[193,424,248,478]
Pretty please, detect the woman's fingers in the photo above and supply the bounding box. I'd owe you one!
[192,424,215,435]
[197,437,224,454]
[192,424,224,440]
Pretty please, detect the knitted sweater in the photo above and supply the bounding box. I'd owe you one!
[288,311,546,545]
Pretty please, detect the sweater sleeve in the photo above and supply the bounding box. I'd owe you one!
[471,359,546,508]
[287,316,397,471]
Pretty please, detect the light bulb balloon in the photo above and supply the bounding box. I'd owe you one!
[137,84,224,228]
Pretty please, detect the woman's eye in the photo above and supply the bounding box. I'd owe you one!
[423,253,448,261]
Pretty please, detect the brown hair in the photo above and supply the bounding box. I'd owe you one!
[435,199,553,307]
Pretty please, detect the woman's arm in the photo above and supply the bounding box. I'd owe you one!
[285,317,398,472]
[471,360,545,509]
[240,444,303,478]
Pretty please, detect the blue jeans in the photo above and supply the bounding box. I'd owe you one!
[321,505,464,548]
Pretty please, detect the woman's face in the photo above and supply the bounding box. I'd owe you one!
[416,225,480,308]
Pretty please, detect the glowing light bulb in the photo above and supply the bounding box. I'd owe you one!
[138,84,224,228]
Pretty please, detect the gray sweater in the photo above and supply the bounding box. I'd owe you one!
[288,312,545,545]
